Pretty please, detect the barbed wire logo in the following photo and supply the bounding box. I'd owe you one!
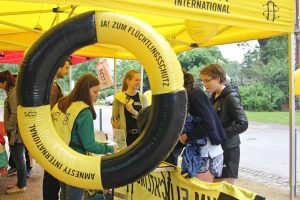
[263,0,279,22]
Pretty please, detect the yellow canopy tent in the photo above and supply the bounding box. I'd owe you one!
[0,0,294,59]
[0,0,298,199]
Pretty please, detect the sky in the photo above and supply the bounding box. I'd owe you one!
[217,40,258,63]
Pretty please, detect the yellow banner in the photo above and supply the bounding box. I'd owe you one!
[114,165,262,200]
[0,0,294,59]
[11,0,294,32]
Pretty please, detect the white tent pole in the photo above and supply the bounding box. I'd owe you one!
[289,32,297,200]
[114,58,117,95]
[140,64,144,94]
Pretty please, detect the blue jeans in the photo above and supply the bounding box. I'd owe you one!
[9,143,27,188]
[60,182,84,200]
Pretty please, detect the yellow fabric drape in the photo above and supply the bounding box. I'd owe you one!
[0,0,294,58]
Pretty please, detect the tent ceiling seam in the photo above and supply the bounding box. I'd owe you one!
[0,31,28,35]
[67,5,77,18]
[0,39,29,47]
[166,38,193,47]
[152,22,184,28]
[0,20,42,33]
[216,25,233,35]
[0,9,53,16]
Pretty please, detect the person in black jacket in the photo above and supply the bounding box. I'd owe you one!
[181,71,225,182]
[200,64,248,184]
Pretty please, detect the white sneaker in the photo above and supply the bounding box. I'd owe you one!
[5,186,26,194]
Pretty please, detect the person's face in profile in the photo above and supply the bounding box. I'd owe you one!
[89,84,101,103]
[200,74,220,93]
[0,81,6,90]
[127,73,141,91]
[57,61,70,79]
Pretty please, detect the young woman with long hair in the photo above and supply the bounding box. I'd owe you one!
[51,74,114,200]
[111,69,148,146]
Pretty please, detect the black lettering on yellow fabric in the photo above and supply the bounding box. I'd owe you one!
[112,21,127,31]
[100,20,110,27]
[127,26,170,87]
[63,166,95,180]
[174,0,230,14]
[29,124,63,170]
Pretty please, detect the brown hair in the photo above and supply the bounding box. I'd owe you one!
[121,70,140,91]
[58,74,99,119]
[200,64,227,84]
[183,71,194,90]
[0,70,16,93]
[61,56,72,67]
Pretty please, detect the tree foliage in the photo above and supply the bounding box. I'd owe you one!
[0,36,289,110]
[239,36,288,110]
[177,47,224,71]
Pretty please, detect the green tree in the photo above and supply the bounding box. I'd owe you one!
[0,64,19,74]
[71,59,98,80]
[239,36,288,110]
[177,47,225,72]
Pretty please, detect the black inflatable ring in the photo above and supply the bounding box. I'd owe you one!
[17,11,186,189]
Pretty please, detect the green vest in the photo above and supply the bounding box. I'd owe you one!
[51,101,89,145]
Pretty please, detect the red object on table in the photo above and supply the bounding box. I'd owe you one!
[0,122,6,136]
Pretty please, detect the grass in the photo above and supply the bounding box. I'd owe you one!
[246,111,300,125]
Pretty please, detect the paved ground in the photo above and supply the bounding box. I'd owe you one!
[240,121,300,179]
[1,114,300,199]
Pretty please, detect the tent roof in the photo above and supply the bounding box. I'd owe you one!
[0,0,295,59]
[0,51,94,64]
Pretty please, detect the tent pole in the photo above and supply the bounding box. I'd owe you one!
[140,64,144,94]
[288,33,297,200]
[114,58,117,95]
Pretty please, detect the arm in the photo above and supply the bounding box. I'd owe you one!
[223,93,248,136]
[187,90,218,139]
[111,97,121,128]
[6,88,18,133]
[141,94,148,108]
[76,109,114,154]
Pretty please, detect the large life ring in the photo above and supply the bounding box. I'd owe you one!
[16,11,186,190]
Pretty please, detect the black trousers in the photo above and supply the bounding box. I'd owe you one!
[25,147,31,171]
[220,146,240,178]
[43,171,60,200]
[8,154,16,168]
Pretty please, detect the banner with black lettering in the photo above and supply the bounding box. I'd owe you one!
[114,164,264,200]
[96,59,114,90]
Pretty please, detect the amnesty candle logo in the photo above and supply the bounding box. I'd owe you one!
[24,110,37,118]
[174,0,230,14]
[263,0,280,22]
